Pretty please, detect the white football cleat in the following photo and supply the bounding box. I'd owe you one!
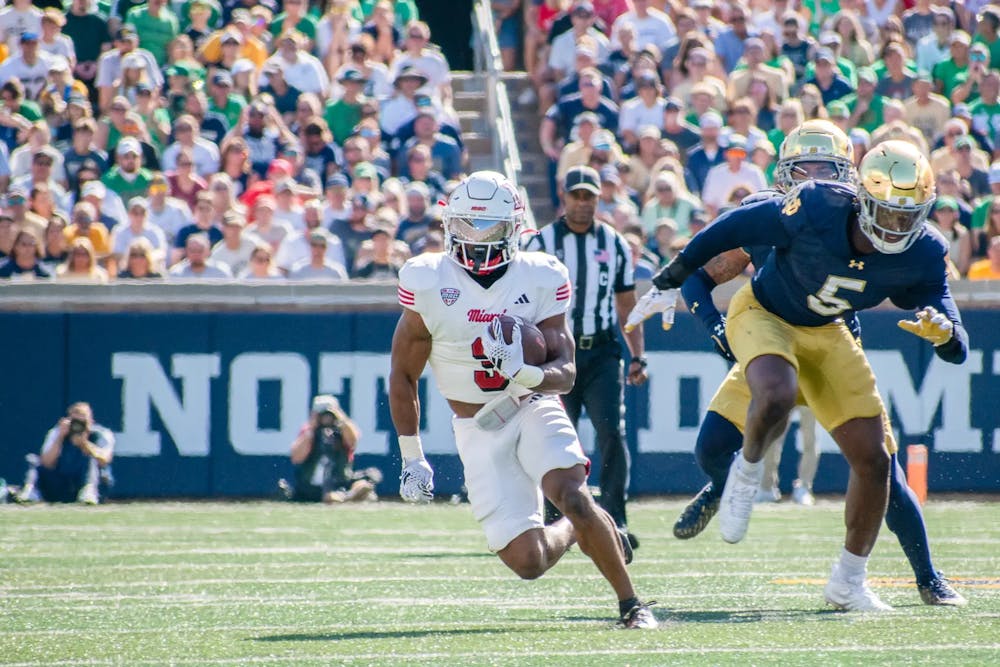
[824,561,893,612]
[754,485,781,503]
[792,479,815,506]
[718,455,763,543]
[77,483,99,505]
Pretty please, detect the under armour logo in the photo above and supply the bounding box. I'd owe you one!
[849,260,865,270]
[514,293,530,305]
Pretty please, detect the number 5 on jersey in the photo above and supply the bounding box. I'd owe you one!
[807,275,867,317]
[470,337,509,391]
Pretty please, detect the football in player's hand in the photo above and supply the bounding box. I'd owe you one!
[495,315,548,366]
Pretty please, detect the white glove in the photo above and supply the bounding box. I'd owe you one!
[625,288,679,333]
[483,318,544,388]
[400,458,434,503]
[897,307,954,346]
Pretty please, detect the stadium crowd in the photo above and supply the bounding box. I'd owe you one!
[519,0,1000,281]
[0,0,460,282]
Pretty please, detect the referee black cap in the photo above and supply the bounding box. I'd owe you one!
[564,166,600,195]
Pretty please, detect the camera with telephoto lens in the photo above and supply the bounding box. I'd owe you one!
[68,418,87,435]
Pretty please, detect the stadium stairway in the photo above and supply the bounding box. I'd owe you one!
[452,72,556,227]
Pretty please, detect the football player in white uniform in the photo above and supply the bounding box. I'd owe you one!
[388,171,656,629]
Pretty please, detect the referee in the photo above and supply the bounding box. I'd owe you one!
[525,165,648,548]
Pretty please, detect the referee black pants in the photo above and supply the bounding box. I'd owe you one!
[545,340,631,528]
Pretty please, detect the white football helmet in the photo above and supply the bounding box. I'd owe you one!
[443,171,524,274]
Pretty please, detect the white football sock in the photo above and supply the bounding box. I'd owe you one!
[738,454,764,478]
[838,547,869,579]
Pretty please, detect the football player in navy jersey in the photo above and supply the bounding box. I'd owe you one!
[629,139,969,611]
[661,121,967,607]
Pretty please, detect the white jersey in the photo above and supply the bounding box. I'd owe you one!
[397,251,571,405]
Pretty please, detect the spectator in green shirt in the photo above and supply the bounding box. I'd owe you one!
[933,31,971,99]
[971,163,1000,230]
[207,71,246,130]
[102,137,154,204]
[952,43,990,106]
[270,0,318,46]
[970,71,1000,147]
[325,68,368,145]
[843,68,885,133]
[126,0,180,66]
[359,0,419,30]
[974,6,1000,70]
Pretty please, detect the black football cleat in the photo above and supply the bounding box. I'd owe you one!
[919,577,968,606]
[673,483,721,539]
[619,600,658,629]
[626,531,640,551]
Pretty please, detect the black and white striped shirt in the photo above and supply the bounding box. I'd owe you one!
[524,218,635,338]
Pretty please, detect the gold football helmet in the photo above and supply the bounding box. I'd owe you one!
[857,140,935,254]
[776,119,855,191]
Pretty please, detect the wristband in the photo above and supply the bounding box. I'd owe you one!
[630,356,647,368]
[513,364,544,388]
[398,434,424,461]
[652,257,691,290]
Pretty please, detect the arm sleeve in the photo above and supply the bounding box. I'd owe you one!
[654,198,791,288]
[890,260,969,365]
[680,267,724,332]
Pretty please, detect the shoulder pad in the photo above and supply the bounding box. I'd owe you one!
[740,189,782,206]
[399,253,445,292]
[518,251,570,286]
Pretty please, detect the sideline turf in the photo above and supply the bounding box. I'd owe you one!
[2,499,998,666]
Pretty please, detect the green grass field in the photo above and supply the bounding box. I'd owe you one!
[2,498,999,666]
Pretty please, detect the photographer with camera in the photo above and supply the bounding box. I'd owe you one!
[18,402,114,505]
[281,395,380,504]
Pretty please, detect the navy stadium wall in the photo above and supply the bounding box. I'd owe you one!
[1,309,998,497]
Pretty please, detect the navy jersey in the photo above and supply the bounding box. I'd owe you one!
[677,181,963,331]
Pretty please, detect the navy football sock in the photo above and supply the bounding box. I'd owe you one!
[885,454,937,586]
[694,411,744,497]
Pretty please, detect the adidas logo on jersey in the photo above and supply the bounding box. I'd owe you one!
[514,294,530,305]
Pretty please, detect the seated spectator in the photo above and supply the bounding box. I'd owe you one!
[672,47,727,110]
[16,402,114,505]
[259,61,303,116]
[145,172,190,245]
[729,37,790,102]
[395,181,435,250]
[807,49,854,105]
[96,27,162,113]
[0,229,51,280]
[684,111,726,195]
[240,243,283,280]
[22,183,56,240]
[102,137,153,204]
[247,195,294,252]
[210,211,261,277]
[930,196,974,277]
[331,192,376,270]
[391,19,453,105]
[723,97,769,152]
[57,236,109,283]
[936,169,976,229]
[198,10,268,70]
[41,216,68,272]
[325,68,369,145]
[351,118,394,176]
[66,202,111,258]
[117,237,164,279]
[752,140,777,185]
[173,192,223,264]
[381,65,431,137]
[289,230,351,281]
[241,99,295,178]
[700,135,768,216]
[63,119,109,192]
[271,0,319,49]
[931,121,991,174]
[110,197,167,272]
[618,71,666,150]
[218,137,253,197]
[968,235,1000,279]
[976,196,1000,257]
[10,124,66,187]
[595,165,637,221]
[340,36,393,100]
[400,144,447,201]
[12,146,71,212]
[353,225,407,279]
[165,147,208,210]
[0,31,57,101]
[261,30,329,97]
[280,394,374,503]
[321,173,353,227]
[952,136,991,199]
[276,199,346,272]
[641,170,702,237]
[0,78,40,155]
[162,115,220,177]
[301,118,342,184]
[556,113,605,184]
[659,98,699,156]
[169,232,232,279]
[399,108,463,180]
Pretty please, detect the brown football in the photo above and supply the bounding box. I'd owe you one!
[495,315,548,366]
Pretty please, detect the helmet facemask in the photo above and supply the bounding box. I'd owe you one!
[776,155,855,191]
[444,214,521,275]
[858,189,934,254]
